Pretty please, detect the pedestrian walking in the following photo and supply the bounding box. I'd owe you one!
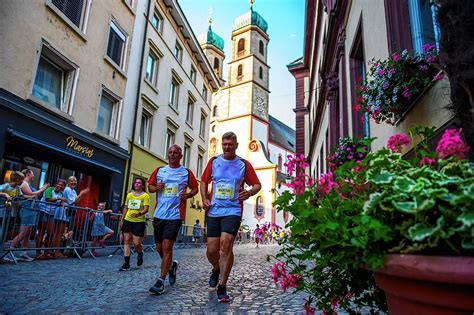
[148,144,198,294]
[119,178,150,271]
[193,219,202,246]
[200,132,261,302]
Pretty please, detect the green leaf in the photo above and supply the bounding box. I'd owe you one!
[394,177,416,193]
[370,171,395,184]
[392,200,417,213]
[408,223,437,241]
[363,192,382,213]
[457,211,474,227]
[417,198,436,211]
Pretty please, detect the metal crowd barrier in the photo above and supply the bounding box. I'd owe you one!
[1,196,255,265]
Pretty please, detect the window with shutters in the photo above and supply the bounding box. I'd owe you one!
[31,41,79,115]
[106,20,128,70]
[174,41,183,63]
[96,87,121,139]
[47,0,90,35]
[183,143,191,168]
[138,109,152,148]
[151,8,163,33]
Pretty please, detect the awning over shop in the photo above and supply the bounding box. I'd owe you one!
[7,128,122,174]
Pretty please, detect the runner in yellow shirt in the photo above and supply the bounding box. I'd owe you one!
[119,178,150,271]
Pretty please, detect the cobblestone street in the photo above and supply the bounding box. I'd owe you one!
[1,244,306,314]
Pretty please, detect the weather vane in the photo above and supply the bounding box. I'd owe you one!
[249,0,254,9]
[208,7,213,25]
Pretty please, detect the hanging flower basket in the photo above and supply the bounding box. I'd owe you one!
[356,44,444,125]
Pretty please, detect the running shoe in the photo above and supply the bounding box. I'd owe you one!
[149,278,165,295]
[119,263,131,271]
[209,268,220,287]
[137,252,144,267]
[217,284,230,303]
[168,260,178,285]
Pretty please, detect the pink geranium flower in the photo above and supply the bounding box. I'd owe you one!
[387,133,411,153]
[436,129,470,159]
[318,172,338,195]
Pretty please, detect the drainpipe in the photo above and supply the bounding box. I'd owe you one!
[123,0,152,196]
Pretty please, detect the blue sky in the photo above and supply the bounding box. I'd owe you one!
[178,0,305,129]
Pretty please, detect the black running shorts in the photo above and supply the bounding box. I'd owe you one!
[153,218,182,243]
[121,219,146,237]
[206,215,241,237]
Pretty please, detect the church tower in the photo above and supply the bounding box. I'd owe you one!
[221,2,270,120]
[198,16,225,86]
[205,1,279,230]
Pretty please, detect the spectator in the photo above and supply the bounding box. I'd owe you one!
[1,171,25,261]
[90,202,114,257]
[63,176,89,239]
[10,169,49,261]
[36,179,66,259]
[193,219,202,246]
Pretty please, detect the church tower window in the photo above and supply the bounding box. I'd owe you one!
[212,105,218,117]
[213,57,219,70]
[259,66,263,79]
[237,38,245,57]
[259,40,264,55]
[237,64,243,79]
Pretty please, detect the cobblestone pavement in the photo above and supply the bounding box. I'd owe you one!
[0,244,307,314]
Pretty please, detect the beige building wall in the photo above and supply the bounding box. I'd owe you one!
[124,0,219,175]
[0,0,135,142]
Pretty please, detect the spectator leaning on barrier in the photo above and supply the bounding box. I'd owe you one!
[0,171,25,259]
[148,144,198,295]
[9,169,49,261]
[0,171,24,200]
[36,179,67,259]
[119,178,150,271]
[90,201,114,257]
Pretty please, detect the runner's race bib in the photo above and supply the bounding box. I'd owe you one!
[162,183,179,197]
[215,182,235,200]
[128,199,141,210]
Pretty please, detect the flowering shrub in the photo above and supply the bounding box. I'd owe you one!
[356,44,442,124]
[273,127,473,313]
[326,137,371,171]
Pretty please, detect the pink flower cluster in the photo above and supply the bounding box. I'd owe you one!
[318,172,338,195]
[436,129,470,160]
[285,154,312,195]
[271,262,303,292]
[387,133,411,153]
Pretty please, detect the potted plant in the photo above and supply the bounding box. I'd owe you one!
[355,45,443,125]
[273,127,473,314]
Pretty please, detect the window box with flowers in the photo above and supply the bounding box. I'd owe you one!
[356,44,444,125]
[272,127,474,314]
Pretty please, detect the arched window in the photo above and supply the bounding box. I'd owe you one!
[237,38,245,56]
[237,64,243,77]
[259,40,264,55]
[255,195,264,219]
[259,66,263,79]
[212,106,218,117]
[213,57,219,70]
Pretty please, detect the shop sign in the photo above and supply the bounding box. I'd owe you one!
[65,136,94,158]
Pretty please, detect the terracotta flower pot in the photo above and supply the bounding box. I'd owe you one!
[374,254,474,315]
